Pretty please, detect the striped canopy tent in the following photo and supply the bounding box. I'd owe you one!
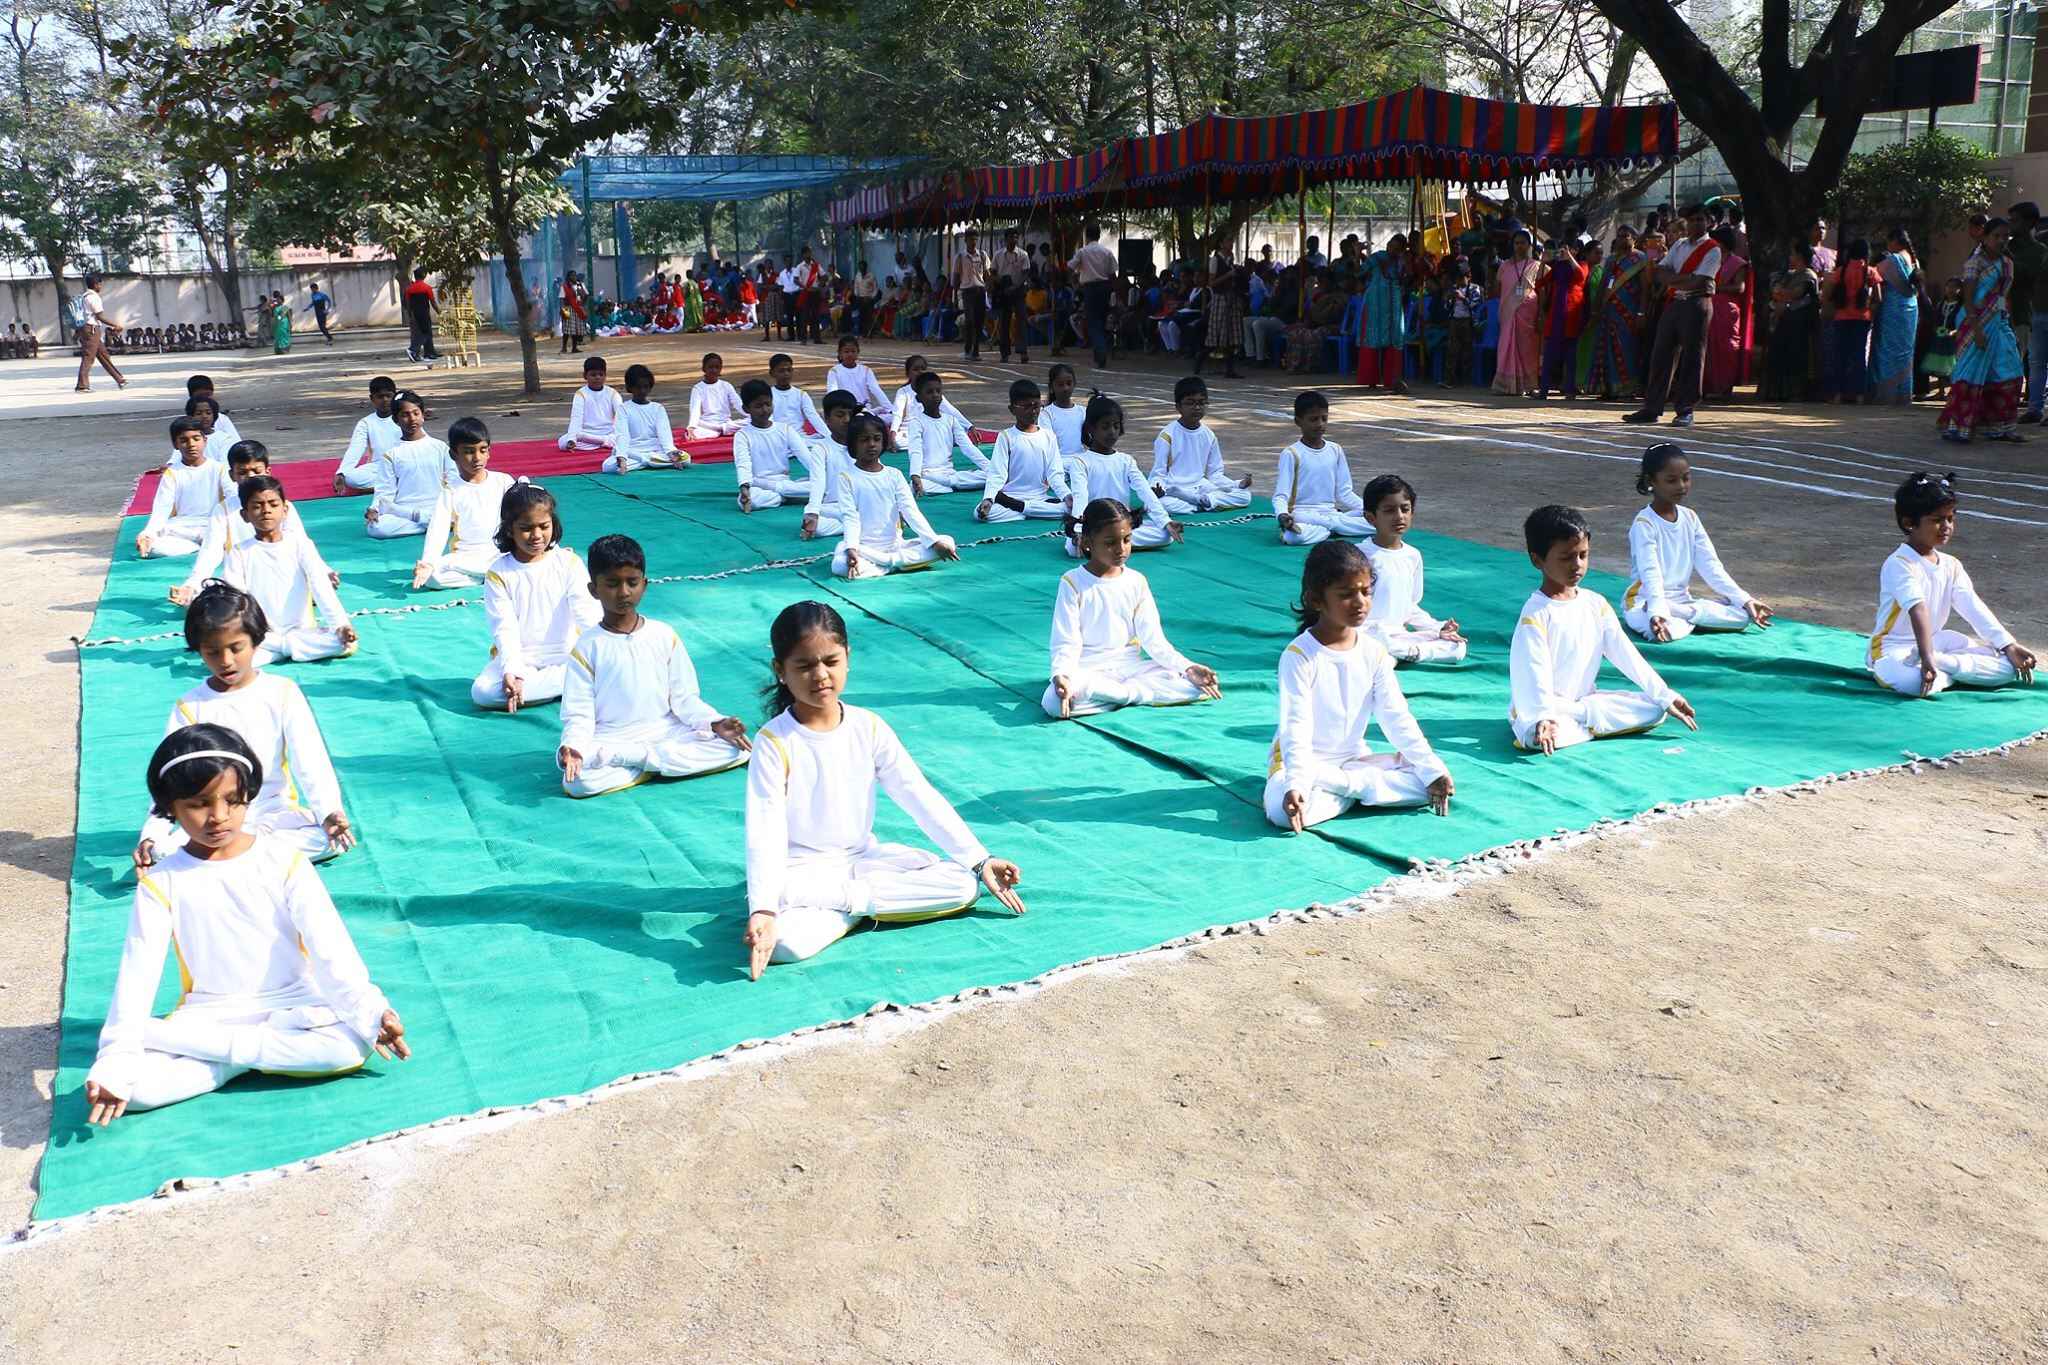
[826,176,954,230]
[968,148,1121,214]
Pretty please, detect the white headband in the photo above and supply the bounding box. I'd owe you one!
[157,749,252,780]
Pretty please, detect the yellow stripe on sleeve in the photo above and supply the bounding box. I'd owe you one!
[1870,600,1902,663]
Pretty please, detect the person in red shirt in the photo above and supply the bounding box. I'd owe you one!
[403,268,439,364]
[1537,240,1587,400]
[559,271,588,354]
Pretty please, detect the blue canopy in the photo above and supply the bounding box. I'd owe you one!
[559,154,913,203]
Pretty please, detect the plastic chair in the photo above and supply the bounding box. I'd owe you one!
[1322,294,1365,373]
[1476,297,1500,387]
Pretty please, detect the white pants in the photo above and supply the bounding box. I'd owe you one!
[558,436,614,453]
[766,842,981,964]
[1623,597,1751,642]
[976,495,1068,524]
[337,462,378,492]
[1872,631,2020,696]
[254,626,353,666]
[472,655,569,709]
[743,472,811,509]
[1158,319,1181,352]
[833,535,953,579]
[417,543,499,590]
[1280,505,1374,546]
[917,466,987,493]
[119,996,371,1113]
[141,516,210,557]
[1065,517,1172,557]
[1372,627,1469,665]
[1511,691,1669,751]
[1043,657,1205,717]
[564,720,749,797]
[1159,480,1252,514]
[366,502,434,539]
[687,421,744,440]
[603,448,685,473]
[1262,753,1433,829]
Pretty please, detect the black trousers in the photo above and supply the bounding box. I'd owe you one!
[960,287,988,358]
[1639,294,1711,416]
[992,283,1025,359]
[1082,280,1113,367]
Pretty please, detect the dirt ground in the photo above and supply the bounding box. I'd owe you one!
[1,328,2044,1363]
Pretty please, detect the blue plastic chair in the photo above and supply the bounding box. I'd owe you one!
[1323,294,1365,374]
[1476,297,1500,387]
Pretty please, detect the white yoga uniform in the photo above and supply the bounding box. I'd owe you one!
[830,463,956,578]
[559,618,750,797]
[1363,540,1468,665]
[88,837,390,1114]
[1508,589,1676,751]
[1151,421,1251,513]
[1868,543,2020,696]
[745,704,988,964]
[214,537,353,665]
[417,471,517,589]
[1265,629,1447,829]
[977,425,1072,523]
[1623,505,1754,641]
[802,440,852,538]
[336,411,402,491]
[183,501,310,590]
[826,362,892,420]
[733,422,814,508]
[1043,402,1086,457]
[473,547,603,709]
[771,384,825,437]
[1062,450,1173,556]
[141,459,234,558]
[905,407,989,493]
[367,438,452,539]
[605,399,683,472]
[1273,440,1370,546]
[892,384,967,447]
[142,672,345,862]
[685,380,745,440]
[1045,565,1204,717]
[558,383,622,451]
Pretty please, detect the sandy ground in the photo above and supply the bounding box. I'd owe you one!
[1,328,2045,1362]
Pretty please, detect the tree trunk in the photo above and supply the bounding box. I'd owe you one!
[484,141,541,395]
[699,204,715,262]
[39,240,69,346]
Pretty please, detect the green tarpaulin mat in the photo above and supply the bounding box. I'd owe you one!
[41,471,2048,1221]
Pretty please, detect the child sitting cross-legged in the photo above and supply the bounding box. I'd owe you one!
[473,484,602,711]
[1046,498,1218,719]
[175,477,355,665]
[1870,471,2036,696]
[1274,389,1372,546]
[138,417,233,559]
[828,414,960,579]
[1360,474,1467,665]
[414,417,517,590]
[605,364,686,472]
[1622,442,1772,642]
[1061,393,1178,555]
[732,378,816,512]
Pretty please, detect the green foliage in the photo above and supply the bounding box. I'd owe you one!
[1830,132,2003,253]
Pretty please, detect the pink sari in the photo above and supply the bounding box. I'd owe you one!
[1492,257,1542,393]
[1704,255,1752,396]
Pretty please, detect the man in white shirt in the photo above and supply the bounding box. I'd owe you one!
[777,256,801,341]
[951,231,991,361]
[991,228,1034,365]
[1068,222,1121,369]
[1627,204,1721,430]
[73,271,127,392]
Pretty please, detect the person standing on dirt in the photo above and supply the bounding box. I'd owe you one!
[307,281,336,344]
[404,268,439,364]
[72,273,127,393]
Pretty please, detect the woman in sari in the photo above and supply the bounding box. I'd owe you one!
[1703,228,1751,398]
[1588,229,1647,401]
[1356,234,1410,391]
[1572,240,1606,394]
[1761,242,1820,402]
[681,271,705,332]
[1492,230,1542,395]
[1939,218,2025,442]
[1870,226,1921,405]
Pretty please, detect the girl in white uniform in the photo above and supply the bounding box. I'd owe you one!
[904,371,989,494]
[733,378,816,511]
[890,354,967,447]
[829,414,960,578]
[769,352,825,435]
[825,336,893,423]
[607,363,686,472]
[135,584,355,870]
[414,417,517,589]
[558,534,752,796]
[1870,471,2037,696]
[1359,473,1467,665]
[365,392,452,540]
[190,477,355,665]
[1266,541,1452,831]
[1047,499,1218,719]
[976,379,1072,523]
[87,724,408,1128]
[1623,444,1772,642]
[1061,393,1176,556]
[1273,390,1371,546]
[742,601,1026,979]
[1510,504,1697,754]
[683,353,744,439]
[1043,363,1086,455]
[1151,375,1253,512]
[138,417,233,558]
[556,355,621,451]
[333,376,400,494]
[473,484,603,710]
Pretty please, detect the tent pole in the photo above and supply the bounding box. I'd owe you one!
[1326,182,1336,253]
[579,156,596,289]
[1297,169,1311,315]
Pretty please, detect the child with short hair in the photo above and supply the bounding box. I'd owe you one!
[139,417,233,558]
[1510,504,1697,754]
[1870,471,2036,696]
[742,601,1026,978]
[684,353,744,439]
[1274,390,1370,547]
[365,391,450,540]
[180,395,236,463]
[828,414,960,579]
[177,442,317,594]
[1043,362,1086,455]
[334,376,401,494]
[769,352,825,434]
[473,484,602,710]
[733,378,815,511]
[1046,499,1217,718]
[1151,375,1252,512]
[1623,443,1772,642]
[1360,474,1467,664]
[800,390,861,540]
[182,477,356,664]
[86,723,408,1127]
[414,418,517,589]
[557,355,621,452]
[134,583,355,870]
[890,354,966,446]
[1062,393,1176,555]
[976,379,1072,523]
[185,375,241,447]
[606,364,685,472]
[557,534,752,797]
[825,335,892,422]
[1267,540,1452,831]
[904,371,989,495]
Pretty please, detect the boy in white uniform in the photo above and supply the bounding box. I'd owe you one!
[1151,375,1252,512]
[904,371,989,494]
[891,354,967,447]
[825,336,893,422]
[1360,472,1467,664]
[557,354,622,452]
[606,363,686,472]
[176,443,314,597]
[1509,504,1697,754]
[1869,471,2036,696]
[769,352,825,435]
[684,352,746,439]
[414,417,517,589]
[183,476,355,664]
[800,391,860,540]
[334,375,401,494]
[1273,389,1371,547]
[1623,443,1770,642]
[733,378,817,511]
[829,414,960,578]
[364,393,451,540]
[975,378,1072,524]
[138,417,234,558]
[557,534,752,796]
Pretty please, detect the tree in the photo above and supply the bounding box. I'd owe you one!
[1830,131,2001,257]
[1590,0,1959,265]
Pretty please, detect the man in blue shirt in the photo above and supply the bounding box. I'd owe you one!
[307,282,335,344]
